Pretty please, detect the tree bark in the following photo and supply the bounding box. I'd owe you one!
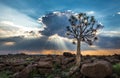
[76,39,81,66]
[63,39,82,76]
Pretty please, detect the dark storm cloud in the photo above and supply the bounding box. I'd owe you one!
[39,11,72,36]
[96,36,120,49]
[0,36,22,44]
[0,36,49,51]
[0,36,74,52]
[0,35,120,54]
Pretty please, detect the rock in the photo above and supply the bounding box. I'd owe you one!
[12,65,25,72]
[39,57,53,62]
[13,64,35,78]
[105,57,120,64]
[64,65,80,76]
[53,57,61,65]
[54,77,61,78]
[13,72,20,78]
[10,61,28,67]
[62,57,75,65]
[37,61,52,68]
[81,59,92,65]
[0,63,5,67]
[0,63,5,71]
[81,60,112,78]
[113,54,120,60]
[111,73,119,78]
[36,61,53,74]
[63,52,74,57]
[38,68,52,74]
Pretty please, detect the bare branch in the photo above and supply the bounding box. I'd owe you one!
[66,13,103,45]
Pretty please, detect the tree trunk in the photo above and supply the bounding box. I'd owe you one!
[63,39,82,76]
[76,39,81,66]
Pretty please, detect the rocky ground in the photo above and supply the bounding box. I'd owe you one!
[0,53,120,78]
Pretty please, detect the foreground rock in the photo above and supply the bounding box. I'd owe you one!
[13,64,36,78]
[37,61,52,68]
[62,57,75,65]
[37,61,53,74]
[0,63,5,68]
[81,60,112,78]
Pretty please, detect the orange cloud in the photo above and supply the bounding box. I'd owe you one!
[3,42,15,46]
[82,49,120,55]
[21,49,120,56]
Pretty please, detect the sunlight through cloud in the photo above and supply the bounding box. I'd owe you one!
[48,34,69,50]
[0,4,43,38]
[3,42,15,46]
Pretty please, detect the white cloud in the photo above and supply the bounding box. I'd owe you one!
[117,12,120,14]
[100,31,120,37]
[0,4,43,38]
[86,11,95,15]
[0,4,41,27]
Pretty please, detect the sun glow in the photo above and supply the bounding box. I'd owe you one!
[48,34,69,50]
[3,42,15,46]
[82,49,120,55]
[21,49,120,56]
[21,50,75,55]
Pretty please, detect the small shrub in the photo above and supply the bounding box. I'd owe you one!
[29,68,40,78]
[0,70,13,78]
[26,57,34,61]
[47,74,54,78]
[113,63,120,75]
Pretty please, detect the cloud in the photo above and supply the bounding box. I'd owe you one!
[0,4,43,38]
[117,12,120,14]
[0,34,97,54]
[3,42,15,46]
[86,11,95,15]
[100,31,120,37]
[38,11,73,36]
[0,33,120,54]
[0,21,42,38]
[0,36,75,53]
[0,4,40,27]
[95,36,120,49]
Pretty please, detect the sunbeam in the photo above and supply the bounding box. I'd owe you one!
[48,34,68,50]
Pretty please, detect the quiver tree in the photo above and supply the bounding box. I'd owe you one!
[66,13,103,66]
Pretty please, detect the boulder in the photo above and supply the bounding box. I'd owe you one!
[81,59,92,65]
[81,60,112,78]
[12,65,25,72]
[105,57,120,64]
[62,57,75,65]
[13,64,36,78]
[54,77,61,78]
[63,52,74,57]
[38,68,52,74]
[37,61,52,68]
[39,57,53,61]
[0,63,5,67]
[53,57,61,65]
[0,63,5,71]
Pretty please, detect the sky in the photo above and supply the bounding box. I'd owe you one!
[0,0,120,55]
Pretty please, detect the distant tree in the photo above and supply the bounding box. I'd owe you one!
[66,13,103,67]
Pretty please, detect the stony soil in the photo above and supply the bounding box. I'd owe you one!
[0,53,120,78]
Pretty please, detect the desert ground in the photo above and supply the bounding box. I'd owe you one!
[0,52,120,78]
